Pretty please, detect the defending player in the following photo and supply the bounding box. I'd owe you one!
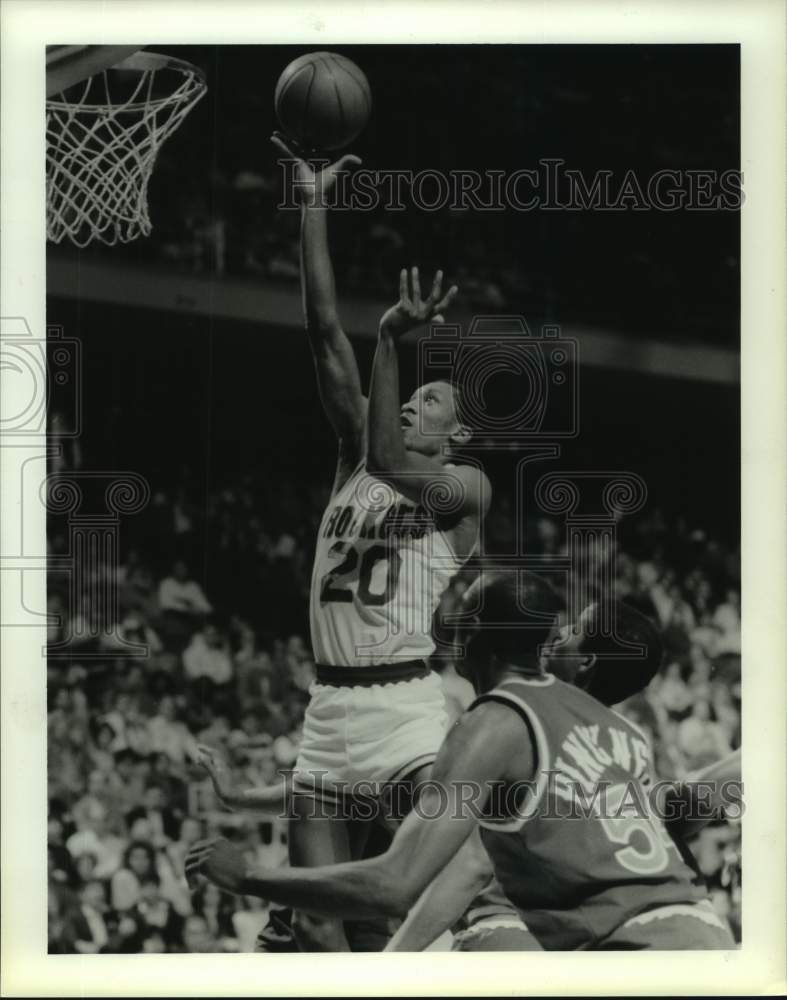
[187,571,735,950]
[269,134,490,950]
[385,618,741,951]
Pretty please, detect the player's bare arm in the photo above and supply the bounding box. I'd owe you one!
[384,827,494,952]
[185,701,533,919]
[366,267,490,552]
[271,132,367,490]
[196,744,290,816]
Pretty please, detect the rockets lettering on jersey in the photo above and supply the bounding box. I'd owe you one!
[309,465,466,666]
[322,499,432,543]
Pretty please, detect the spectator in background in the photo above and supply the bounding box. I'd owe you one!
[192,881,235,943]
[713,587,741,655]
[65,802,125,880]
[126,783,181,848]
[158,560,212,616]
[129,876,183,948]
[48,815,74,886]
[157,560,212,651]
[677,699,732,770]
[181,913,219,954]
[150,751,189,816]
[102,693,152,757]
[67,880,110,954]
[111,840,158,912]
[232,896,271,953]
[653,661,694,718]
[183,623,233,687]
[167,817,204,875]
[147,695,197,767]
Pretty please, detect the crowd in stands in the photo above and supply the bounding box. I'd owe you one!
[47,462,741,952]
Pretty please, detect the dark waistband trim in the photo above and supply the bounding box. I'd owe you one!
[315,660,429,687]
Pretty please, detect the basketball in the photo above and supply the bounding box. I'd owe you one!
[274,52,371,151]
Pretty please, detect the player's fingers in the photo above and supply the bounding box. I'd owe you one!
[333,154,362,172]
[427,269,444,306]
[434,285,459,313]
[432,314,445,324]
[270,133,298,160]
[399,268,410,305]
[411,266,421,304]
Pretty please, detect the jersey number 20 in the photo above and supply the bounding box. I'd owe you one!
[319,541,402,607]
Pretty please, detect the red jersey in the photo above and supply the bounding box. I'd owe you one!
[473,673,707,950]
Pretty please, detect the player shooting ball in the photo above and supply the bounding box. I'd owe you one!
[265,132,490,951]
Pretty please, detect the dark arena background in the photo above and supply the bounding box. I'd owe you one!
[46,44,741,953]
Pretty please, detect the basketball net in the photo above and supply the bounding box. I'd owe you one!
[46,52,207,247]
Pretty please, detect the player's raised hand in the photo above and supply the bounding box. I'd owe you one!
[196,744,234,803]
[185,837,247,894]
[270,131,361,206]
[379,267,458,339]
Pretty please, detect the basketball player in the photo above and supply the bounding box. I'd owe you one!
[384,617,741,952]
[187,571,735,950]
[268,133,490,951]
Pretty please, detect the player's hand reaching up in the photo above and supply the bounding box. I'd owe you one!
[195,744,234,805]
[185,838,247,895]
[270,131,361,207]
[379,267,459,340]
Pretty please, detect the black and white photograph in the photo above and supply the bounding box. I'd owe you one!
[1,2,785,996]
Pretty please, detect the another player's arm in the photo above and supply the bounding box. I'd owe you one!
[366,267,486,514]
[385,828,494,952]
[271,134,367,484]
[663,748,741,839]
[196,745,290,816]
[186,702,532,920]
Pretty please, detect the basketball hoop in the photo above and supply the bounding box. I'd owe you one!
[46,51,207,247]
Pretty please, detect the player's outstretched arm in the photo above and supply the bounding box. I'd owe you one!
[185,702,529,920]
[366,267,488,516]
[196,744,290,816]
[271,133,367,488]
[384,828,494,951]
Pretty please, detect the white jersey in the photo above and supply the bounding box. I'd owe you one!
[309,462,468,666]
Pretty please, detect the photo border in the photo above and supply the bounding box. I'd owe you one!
[2,1,785,995]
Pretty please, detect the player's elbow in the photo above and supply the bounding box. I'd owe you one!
[380,883,418,920]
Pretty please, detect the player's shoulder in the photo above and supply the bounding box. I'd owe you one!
[452,696,527,747]
[608,705,653,746]
[445,462,492,515]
